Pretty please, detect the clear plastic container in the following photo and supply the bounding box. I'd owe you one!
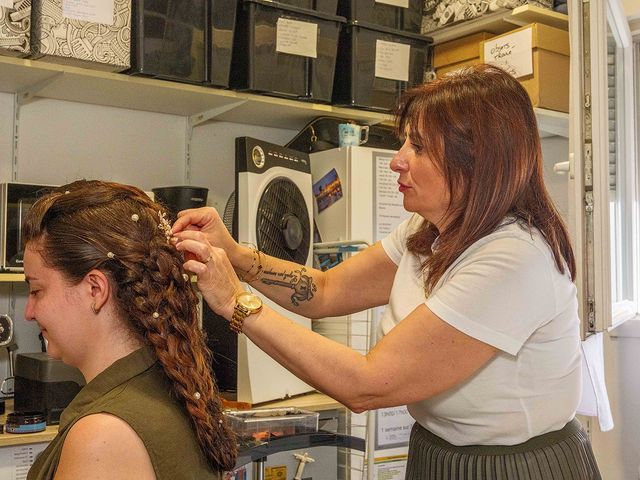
[224,407,319,441]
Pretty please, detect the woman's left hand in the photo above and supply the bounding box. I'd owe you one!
[174,231,241,321]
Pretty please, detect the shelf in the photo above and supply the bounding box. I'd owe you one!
[0,273,25,282]
[534,108,569,138]
[428,5,569,45]
[0,56,392,130]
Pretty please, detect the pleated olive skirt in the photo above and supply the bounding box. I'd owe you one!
[405,419,601,480]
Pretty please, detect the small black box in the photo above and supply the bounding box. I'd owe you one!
[332,22,433,112]
[337,0,423,33]
[129,0,208,84]
[231,0,345,103]
[277,0,339,15]
[14,353,85,425]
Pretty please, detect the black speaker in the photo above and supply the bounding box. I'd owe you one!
[152,186,208,221]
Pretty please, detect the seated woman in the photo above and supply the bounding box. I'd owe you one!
[24,180,236,480]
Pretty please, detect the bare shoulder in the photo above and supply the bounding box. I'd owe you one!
[54,413,156,480]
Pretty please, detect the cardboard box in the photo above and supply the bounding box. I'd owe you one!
[481,22,569,112]
[0,1,30,57]
[30,0,131,72]
[434,31,494,77]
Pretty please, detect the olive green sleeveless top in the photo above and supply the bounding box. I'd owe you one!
[27,347,222,480]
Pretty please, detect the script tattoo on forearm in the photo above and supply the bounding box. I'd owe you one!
[260,267,318,306]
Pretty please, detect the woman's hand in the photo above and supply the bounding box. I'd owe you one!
[174,231,241,321]
[172,207,242,265]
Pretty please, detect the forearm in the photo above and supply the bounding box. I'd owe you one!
[231,245,329,319]
[242,305,380,412]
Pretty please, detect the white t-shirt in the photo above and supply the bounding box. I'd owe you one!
[379,215,582,446]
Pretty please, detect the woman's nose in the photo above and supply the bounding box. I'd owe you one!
[24,300,35,322]
[390,150,408,172]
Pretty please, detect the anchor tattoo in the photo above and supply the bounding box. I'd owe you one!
[261,267,317,306]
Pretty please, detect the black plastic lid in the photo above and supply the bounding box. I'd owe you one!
[346,20,433,43]
[243,0,346,23]
[7,411,47,425]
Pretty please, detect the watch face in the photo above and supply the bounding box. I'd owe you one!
[237,291,262,311]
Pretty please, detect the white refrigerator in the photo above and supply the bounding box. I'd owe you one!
[310,146,413,480]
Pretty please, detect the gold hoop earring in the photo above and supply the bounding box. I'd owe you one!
[91,303,99,315]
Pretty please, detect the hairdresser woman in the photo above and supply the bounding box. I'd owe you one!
[174,64,601,479]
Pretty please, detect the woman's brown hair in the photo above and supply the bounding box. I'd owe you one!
[396,64,575,295]
[23,180,237,471]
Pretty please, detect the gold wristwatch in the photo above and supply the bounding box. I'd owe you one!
[230,291,263,334]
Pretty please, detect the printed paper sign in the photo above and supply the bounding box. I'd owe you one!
[375,406,414,449]
[375,40,410,82]
[483,27,533,78]
[0,0,14,9]
[374,152,410,241]
[374,457,408,480]
[375,0,409,7]
[63,0,115,25]
[276,18,318,58]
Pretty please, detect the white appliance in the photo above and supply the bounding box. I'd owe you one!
[310,146,413,480]
[203,137,314,404]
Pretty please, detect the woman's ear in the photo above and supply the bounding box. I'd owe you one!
[84,270,111,314]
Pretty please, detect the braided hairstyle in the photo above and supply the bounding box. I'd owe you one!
[23,180,237,471]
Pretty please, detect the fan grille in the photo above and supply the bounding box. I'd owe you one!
[256,178,310,264]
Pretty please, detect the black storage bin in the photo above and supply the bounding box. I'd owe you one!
[277,0,338,14]
[231,0,345,103]
[337,0,423,33]
[333,22,432,112]
[207,0,239,87]
[129,0,208,83]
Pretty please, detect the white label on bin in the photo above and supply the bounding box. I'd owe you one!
[375,40,410,82]
[483,27,533,78]
[63,0,115,25]
[0,0,13,9]
[276,18,318,59]
[375,0,409,8]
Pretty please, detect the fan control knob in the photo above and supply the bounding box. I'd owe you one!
[281,213,303,250]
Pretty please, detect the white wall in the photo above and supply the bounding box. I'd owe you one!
[589,333,640,480]
[0,90,295,381]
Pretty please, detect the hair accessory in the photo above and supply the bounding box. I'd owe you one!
[194,392,201,400]
[131,213,140,222]
[152,312,160,319]
[107,252,115,259]
[182,273,189,282]
[64,190,70,194]
[158,211,172,241]
[218,419,223,424]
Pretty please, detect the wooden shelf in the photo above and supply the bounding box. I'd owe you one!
[0,273,25,282]
[0,56,392,129]
[428,5,569,45]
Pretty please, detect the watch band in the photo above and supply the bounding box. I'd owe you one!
[230,304,249,334]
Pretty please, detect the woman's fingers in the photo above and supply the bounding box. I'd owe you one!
[174,237,212,264]
[173,207,219,234]
[177,237,240,319]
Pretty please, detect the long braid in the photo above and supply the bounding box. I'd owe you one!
[114,237,237,470]
[23,180,237,472]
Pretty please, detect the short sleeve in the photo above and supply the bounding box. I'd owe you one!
[425,236,558,355]
[381,215,422,265]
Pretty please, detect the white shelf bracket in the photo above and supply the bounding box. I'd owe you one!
[16,71,64,107]
[12,72,64,179]
[188,100,249,129]
[184,100,249,183]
